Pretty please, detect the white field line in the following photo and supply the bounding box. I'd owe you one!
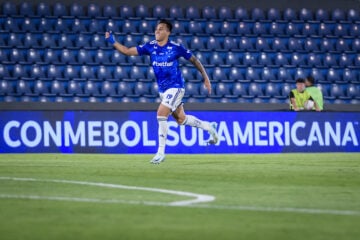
[0,176,215,206]
[1,177,360,216]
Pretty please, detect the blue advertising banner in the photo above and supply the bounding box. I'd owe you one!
[0,111,359,153]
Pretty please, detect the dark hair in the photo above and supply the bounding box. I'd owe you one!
[158,19,172,32]
[296,78,305,83]
[306,76,315,85]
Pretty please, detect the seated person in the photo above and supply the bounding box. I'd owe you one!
[289,78,315,111]
[305,76,323,111]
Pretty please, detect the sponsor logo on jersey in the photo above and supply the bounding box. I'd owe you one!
[152,61,174,67]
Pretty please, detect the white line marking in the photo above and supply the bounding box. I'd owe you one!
[0,176,215,206]
[1,177,359,216]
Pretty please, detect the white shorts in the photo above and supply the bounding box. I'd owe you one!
[160,88,185,112]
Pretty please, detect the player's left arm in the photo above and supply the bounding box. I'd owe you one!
[188,55,212,94]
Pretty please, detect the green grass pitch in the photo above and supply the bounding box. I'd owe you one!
[0,153,360,240]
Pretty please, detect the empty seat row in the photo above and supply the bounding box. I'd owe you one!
[2,2,359,22]
[1,17,360,37]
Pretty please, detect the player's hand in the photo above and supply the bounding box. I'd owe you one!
[105,31,116,44]
[204,77,212,94]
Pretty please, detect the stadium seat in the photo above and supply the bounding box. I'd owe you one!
[21,18,37,32]
[169,6,184,19]
[70,3,84,17]
[9,48,25,63]
[243,52,257,66]
[0,65,10,78]
[320,38,335,52]
[224,52,239,66]
[100,81,116,96]
[113,66,129,79]
[248,83,264,97]
[207,37,222,50]
[223,37,238,50]
[338,54,353,67]
[103,5,118,18]
[330,84,344,98]
[188,21,203,34]
[262,67,276,81]
[47,65,62,79]
[3,18,20,32]
[61,49,76,64]
[256,37,270,51]
[19,2,34,16]
[336,38,350,52]
[265,83,280,97]
[272,37,287,52]
[186,6,200,19]
[236,22,252,35]
[16,80,32,95]
[209,52,225,65]
[120,5,134,18]
[332,9,346,21]
[286,23,300,36]
[38,18,54,32]
[81,65,95,79]
[267,8,281,21]
[218,6,233,19]
[205,21,221,34]
[258,52,273,66]
[67,81,83,95]
[53,3,68,17]
[96,65,112,80]
[251,8,265,21]
[50,80,66,95]
[229,67,244,81]
[203,6,217,19]
[304,38,320,52]
[172,21,185,34]
[232,82,247,96]
[33,80,50,95]
[153,5,167,18]
[215,82,232,96]
[134,82,151,95]
[190,36,205,50]
[84,81,100,95]
[0,79,13,95]
[283,8,297,21]
[275,52,289,66]
[342,68,357,82]
[239,37,254,51]
[348,9,360,22]
[323,53,338,67]
[299,8,313,21]
[87,4,101,18]
[2,2,17,16]
[212,67,228,80]
[253,22,269,35]
[334,24,349,37]
[347,84,359,98]
[64,65,80,79]
[135,5,149,18]
[185,82,199,96]
[302,23,318,36]
[220,21,235,35]
[246,67,261,81]
[139,20,154,33]
[234,7,249,20]
[130,66,146,79]
[307,53,322,66]
[291,52,305,66]
[13,64,28,78]
[0,49,9,62]
[269,22,285,35]
[95,49,111,64]
[315,9,330,21]
[31,65,46,79]
[349,24,360,37]
[327,68,341,82]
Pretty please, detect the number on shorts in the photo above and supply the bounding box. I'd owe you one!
[166,94,173,99]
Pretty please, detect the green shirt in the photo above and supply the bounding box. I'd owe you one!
[289,89,311,110]
[305,86,324,110]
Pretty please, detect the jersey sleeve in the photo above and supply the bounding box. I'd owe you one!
[136,42,151,56]
[177,44,193,60]
[289,91,295,98]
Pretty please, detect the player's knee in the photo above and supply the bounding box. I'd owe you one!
[177,115,187,125]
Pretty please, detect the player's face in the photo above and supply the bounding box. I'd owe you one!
[296,82,305,92]
[155,23,170,42]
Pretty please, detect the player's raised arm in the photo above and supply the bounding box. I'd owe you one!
[105,31,138,56]
[188,55,212,94]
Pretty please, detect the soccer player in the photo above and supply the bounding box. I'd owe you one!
[289,78,312,111]
[105,19,218,164]
[305,76,323,111]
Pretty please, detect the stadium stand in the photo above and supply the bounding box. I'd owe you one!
[0,2,359,104]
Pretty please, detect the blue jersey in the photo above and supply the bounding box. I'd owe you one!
[136,40,192,93]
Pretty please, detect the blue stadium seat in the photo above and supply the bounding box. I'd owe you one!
[327,68,341,82]
[0,65,10,78]
[50,80,66,95]
[169,6,183,19]
[134,82,151,95]
[120,5,134,18]
[207,36,222,50]
[354,55,360,67]
[318,23,334,36]
[332,9,346,21]
[236,22,252,35]
[2,2,17,16]
[84,81,100,95]
[190,36,205,50]
[188,21,204,34]
[234,7,249,20]
[291,52,305,66]
[44,49,59,64]
[350,24,360,37]
[138,20,154,33]
[269,22,285,35]
[218,6,233,19]
[267,8,281,21]
[24,33,40,48]
[320,38,335,52]
[248,83,264,97]
[88,19,104,33]
[38,18,54,32]
[130,66,146,79]
[330,84,344,98]
[256,37,270,51]
[95,49,111,64]
[253,22,269,35]
[339,54,353,67]
[258,52,273,66]
[347,84,359,98]
[302,23,318,36]
[348,9,360,22]
[277,68,291,81]
[246,67,261,81]
[334,24,349,37]
[215,82,232,96]
[262,67,276,81]
[186,6,200,19]
[0,49,9,62]
[304,38,320,52]
[311,68,326,82]
[16,80,32,95]
[114,66,129,79]
[283,8,297,21]
[61,49,76,64]
[96,65,112,80]
[212,67,227,80]
[185,82,199,96]
[53,3,68,17]
[9,48,25,63]
[251,8,265,21]
[243,52,257,66]
[71,19,87,32]
[299,8,313,21]
[135,5,149,18]
[209,52,225,65]
[87,3,101,18]
[265,83,280,97]
[336,38,350,52]
[20,2,34,16]
[80,65,95,79]
[294,68,309,80]
[41,33,56,48]
[172,21,186,34]
[229,67,244,80]
[203,6,217,19]
[307,53,322,66]
[153,5,167,18]
[47,65,62,79]
[286,22,300,36]
[233,82,247,96]
[34,80,50,95]
[70,3,84,17]
[272,37,287,52]
[91,34,106,48]
[67,81,83,95]
[343,68,358,82]
[13,64,28,78]
[315,9,329,21]
[21,18,37,32]
[220,21,235,34]
[64,65,80,79]
[239,37,254,51]
[205,21,221,34]
[31,65,46,79]
[275,52,289,65]
[0,79,13,95]
[103,5,118,18]
[101,81,116,96]
[225,52,240,66]
[223,37,238,50]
